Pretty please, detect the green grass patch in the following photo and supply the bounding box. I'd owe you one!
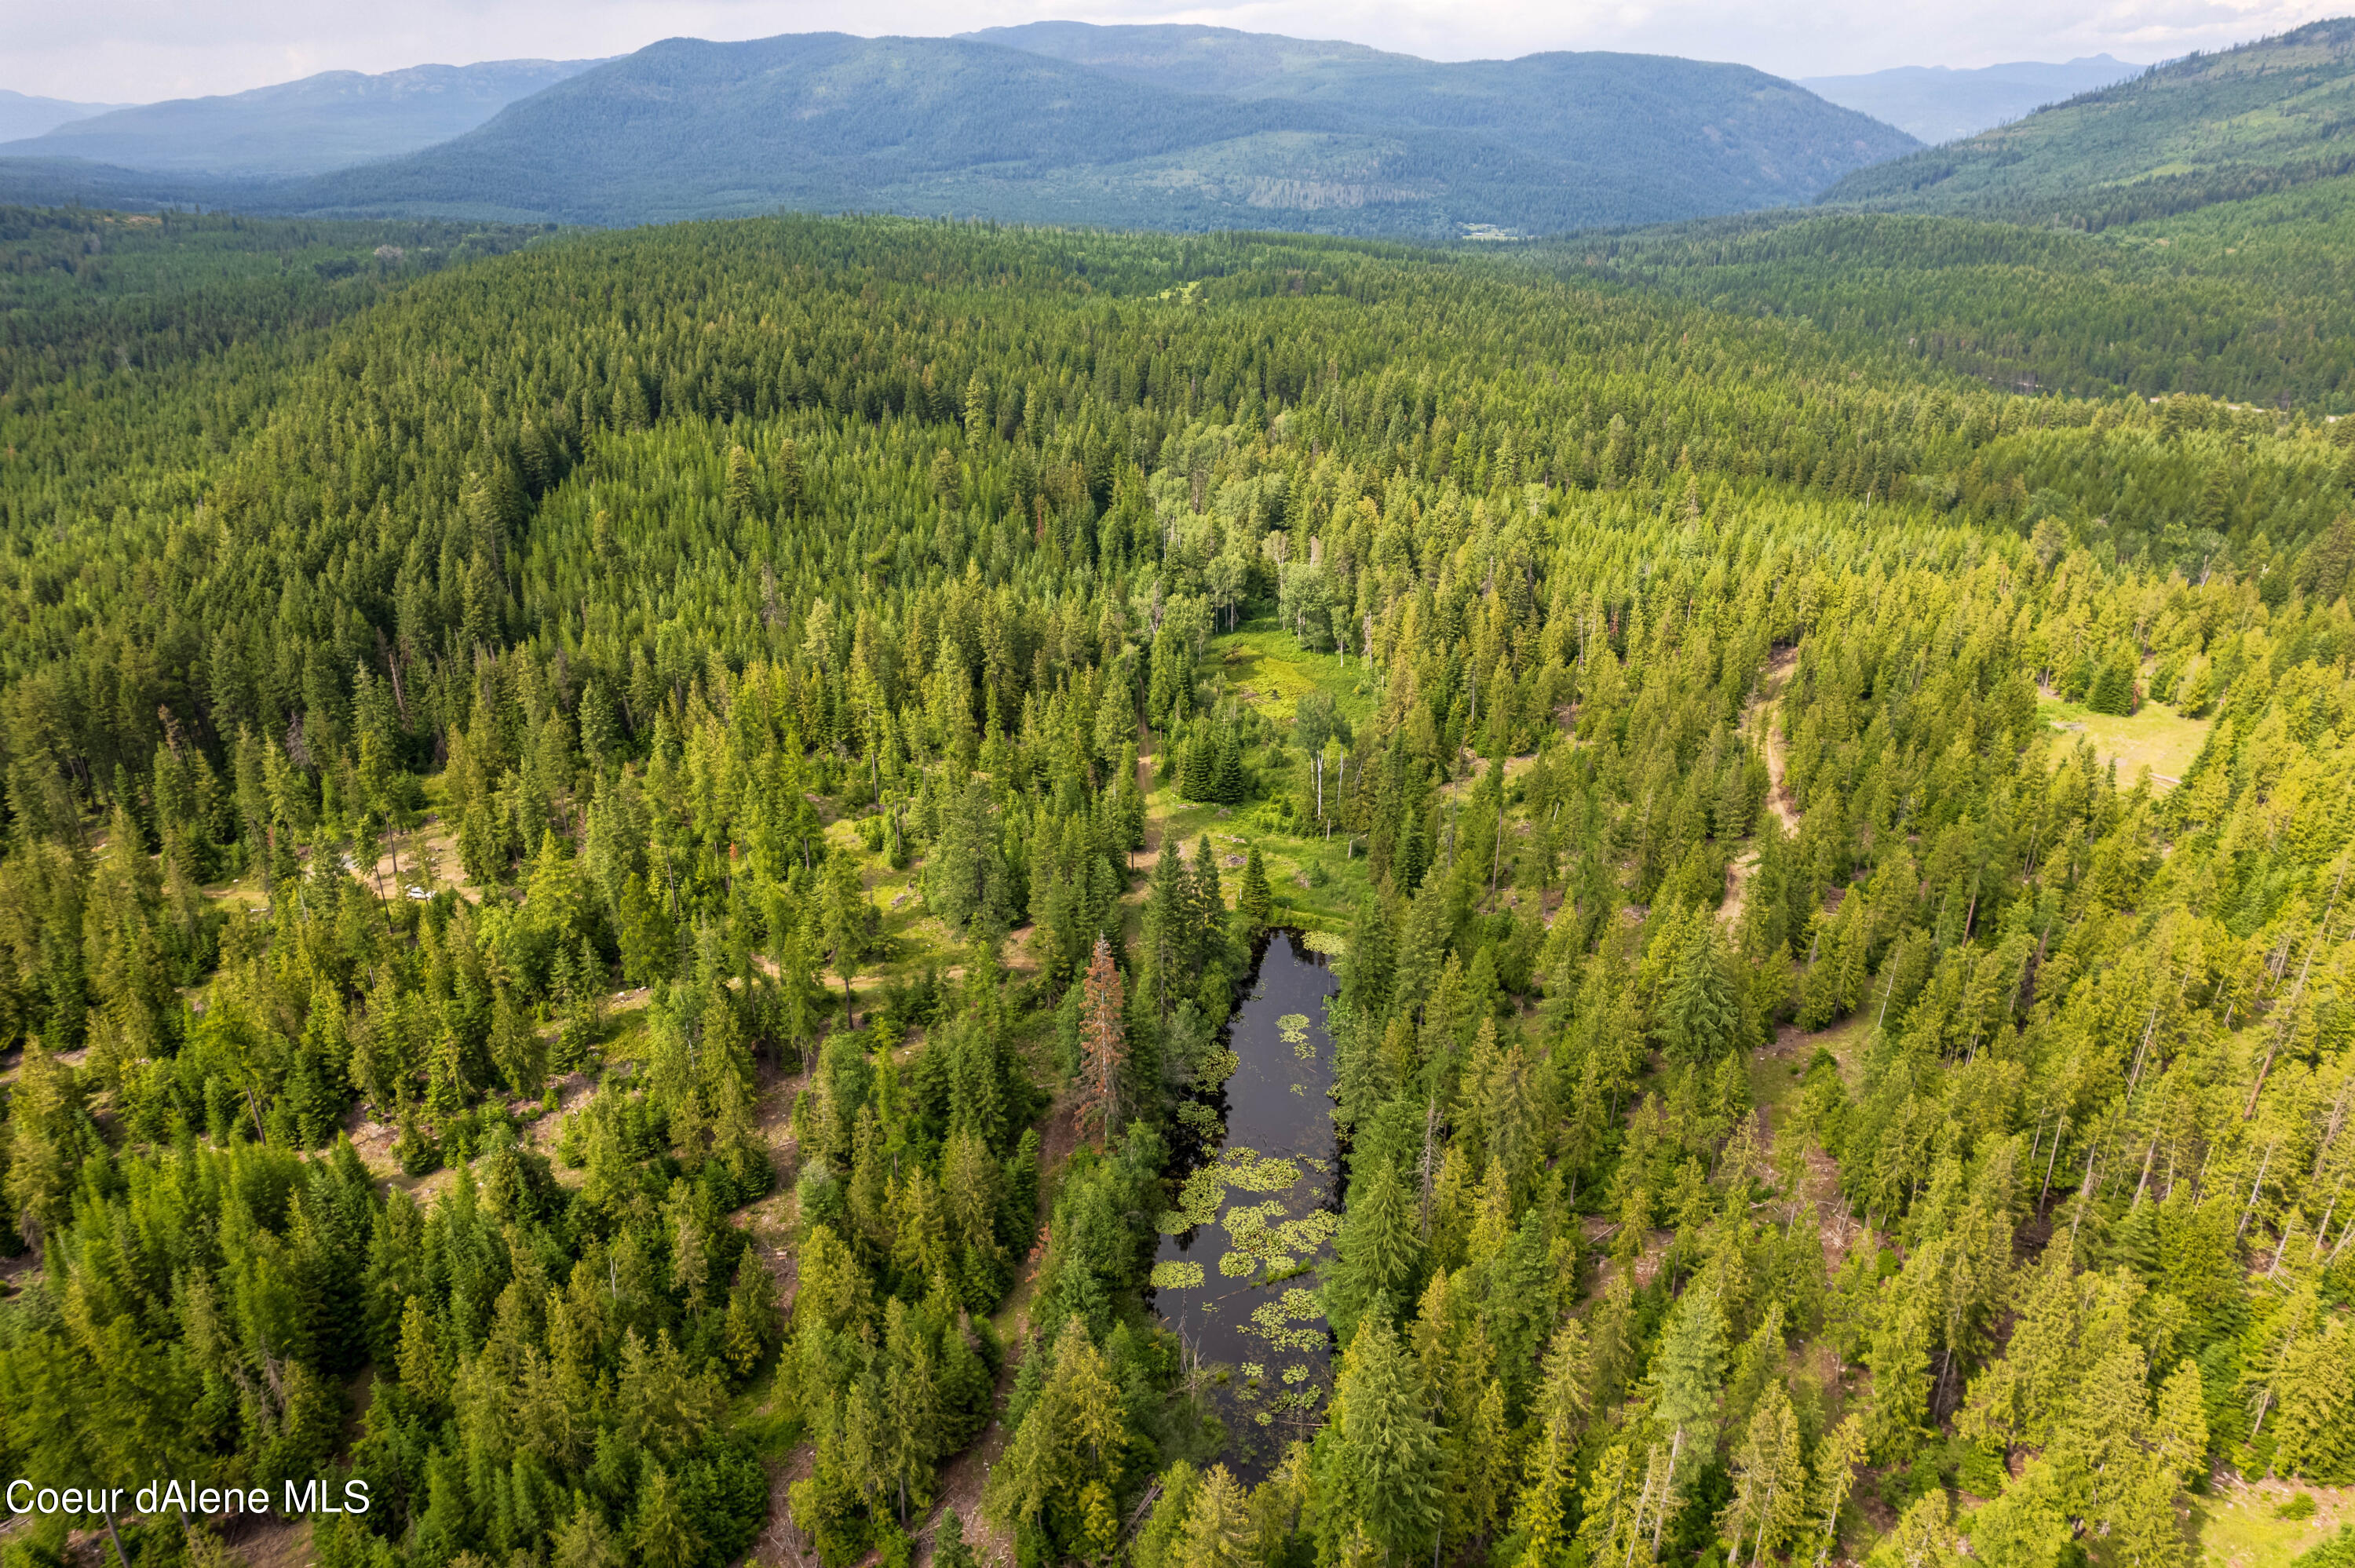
[1254,830,1376,934]
[1140,762,1374,937]
[2036,697,2212,788]
[1748,1044,1813,1142]
[2191,1484,2355,1566]
[1803,1013,1877,1081]
[1207,618,1377,728]
[597,1013,652,1065]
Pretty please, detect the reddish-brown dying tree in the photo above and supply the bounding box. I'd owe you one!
[1078,935,1126,1145]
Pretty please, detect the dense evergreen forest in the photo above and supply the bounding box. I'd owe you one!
[1817,19,2355,224]
[1546,172,2355,415]
[0,202,2352,1568]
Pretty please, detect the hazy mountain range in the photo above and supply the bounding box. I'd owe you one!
[1823,17,2355,222]
[0,59,596,177]
[1800,55,2143,144]
[14,19,2343,240]
[0,26,1918,235]
[0,88,126,144]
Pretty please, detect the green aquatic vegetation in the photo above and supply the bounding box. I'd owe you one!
[1175,1100,1222,1136]
[1220,1148,1304,1193]
[1247,1289,1331,1353]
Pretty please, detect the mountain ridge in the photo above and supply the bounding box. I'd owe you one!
[1798,55,2142,144]
[1820,17,2355,222]
[0,58,597,177]
[0,88,126,144]
[210,27,1916,236]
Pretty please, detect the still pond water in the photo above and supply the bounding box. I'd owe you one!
[1146,929,1345,1478]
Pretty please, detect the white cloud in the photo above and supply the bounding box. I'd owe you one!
[3,0,2344,105]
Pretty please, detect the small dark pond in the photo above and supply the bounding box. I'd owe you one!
[1147,929,1344,1477]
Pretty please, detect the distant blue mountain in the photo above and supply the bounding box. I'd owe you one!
[0,88,126,144]
[265,26,1917,236]
[1801,55,2143,144]
[0,58,596,177]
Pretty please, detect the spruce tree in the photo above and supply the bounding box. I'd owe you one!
[1805,1414,1868,1568]
[1238,844,1272,933]
[1652,1287,1728,1516]
[1177,1464,1254,1568]
[1142,839,1192,1020]
[936,1508,978,1568]
[1329,1162,1424,1342]
[630,1464,704,1565]
[1326,1315,1440,1567]
[1660,917,1740,1063]
[1212,721,1245,804]
[1191,833,1226,939]
[1719,1381,1807,1566]
[549,1504,623,1568]
[1181,722,1214,800]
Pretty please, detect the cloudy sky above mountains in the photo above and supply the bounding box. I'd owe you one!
[8,0,2341,106]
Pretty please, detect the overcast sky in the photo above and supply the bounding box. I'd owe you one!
[9,0,2347,105]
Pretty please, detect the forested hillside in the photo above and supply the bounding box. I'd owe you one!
[0,28,1915,236]
[960,22,1392,94]
[1820,18,2355,224]
[0,206,2350,1568]
[1539,166,2355,414]
[1795,57,2140,147]
[0,60,598,178]
[966,19,1915,223]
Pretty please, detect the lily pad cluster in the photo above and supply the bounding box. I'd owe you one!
[1158,1146,1304,1234]
[1246,1288,1329,1354]
[1224,1199,1338,1278]
[1278,1012,1316,1061]
[1174,1099,1221,1137]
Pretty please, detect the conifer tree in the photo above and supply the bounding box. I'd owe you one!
[2272,1317,2355,1481]
[1192,833,1226,932]
[1143,839,1192,1020]
[1719,1381,1807,1567]
[988,1317,1127,1545]
[1659,917,1740,1063]
[1652,1286,1727,1508]
[1323,1314,1440,1568]
[723,1252,778,1376]
[1806,1414,1868,1568]
[1866,1492,1962,1568]
[936,1508,978,1568]
[1212,723,1245,804]
[1181,721,1215,801]
[1239,845,1272,933]
[1077,937,1126,1146]
[630,1465,704,1566]
[2152,1359,2210,1487]
[1178,1464,1255,1568]
[552,1503,623,1568]
[1511,1414,1574,1568]
[823,850,879,1014]
[1328,1162,1424,1342]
